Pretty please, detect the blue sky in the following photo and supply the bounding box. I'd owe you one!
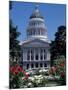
[10,1,66,41]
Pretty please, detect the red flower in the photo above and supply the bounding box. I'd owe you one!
[60,63,64,67]
[14,70,18,75]
[10,65,22,75]
[60,72,65,77]
[10,66,16,73]
[10,65,30,79]
[17,66,22,72]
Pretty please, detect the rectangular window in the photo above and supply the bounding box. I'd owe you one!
[44,55,46,60]
[27,50,30,60]
[35,49,39,60]
[44,49,46,60]
[36,55,38,60]
[35,63,38,68]
[44,63,47,67]
[31,49,34,60]
[31,63,34,68]
[27,55,30,60]
[27,64,29,69]
[40,63,42,67]
[22,50,23,60]
[40,49,43,60]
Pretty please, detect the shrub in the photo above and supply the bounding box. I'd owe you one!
[9,64,29,88]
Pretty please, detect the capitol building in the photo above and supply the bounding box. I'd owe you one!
[20,5,51,71]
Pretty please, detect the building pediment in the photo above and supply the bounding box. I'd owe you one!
[21,38,50,48]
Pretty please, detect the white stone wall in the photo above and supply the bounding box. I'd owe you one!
[22,47,50,70]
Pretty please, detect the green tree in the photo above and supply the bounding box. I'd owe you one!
[9,22,21,65]
[50,26,66,66]
[9,1,21,65]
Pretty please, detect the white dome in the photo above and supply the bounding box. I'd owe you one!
[27,5,48,40]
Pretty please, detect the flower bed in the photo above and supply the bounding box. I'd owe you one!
[9,56,66,89]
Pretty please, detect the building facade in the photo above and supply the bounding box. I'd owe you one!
[20,5,50,71]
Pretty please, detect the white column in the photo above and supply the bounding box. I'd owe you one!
[23,48,27,61]
[43,49,44,61]
[43,63,44,68]
[38,48,40,61]
[34,63,35,69]
[40,29,41,35]
[46,49,50,60]
[34,48,35,61]
[38,63,40,69]
[46,49,48,60]
[30,48,31,61]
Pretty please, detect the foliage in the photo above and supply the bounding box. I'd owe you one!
[50,26,66,66]
[19,69,60,88]
[9,0,21,65]
[10,66,66,88]
[53,55,66,85]
[9,20,21,65]
[9,64,29,88]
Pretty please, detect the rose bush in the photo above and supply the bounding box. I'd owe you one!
[53,55,66,85]
[9,64,29,88]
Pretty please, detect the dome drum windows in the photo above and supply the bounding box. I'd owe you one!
[27,22,45,36]
[29,20,44,27]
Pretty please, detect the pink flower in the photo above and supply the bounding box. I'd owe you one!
[51,67,57,72]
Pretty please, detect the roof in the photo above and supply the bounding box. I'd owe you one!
[20,38,50,46]
[30,5,43,19]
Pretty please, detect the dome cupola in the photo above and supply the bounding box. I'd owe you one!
[30,5,43,19]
